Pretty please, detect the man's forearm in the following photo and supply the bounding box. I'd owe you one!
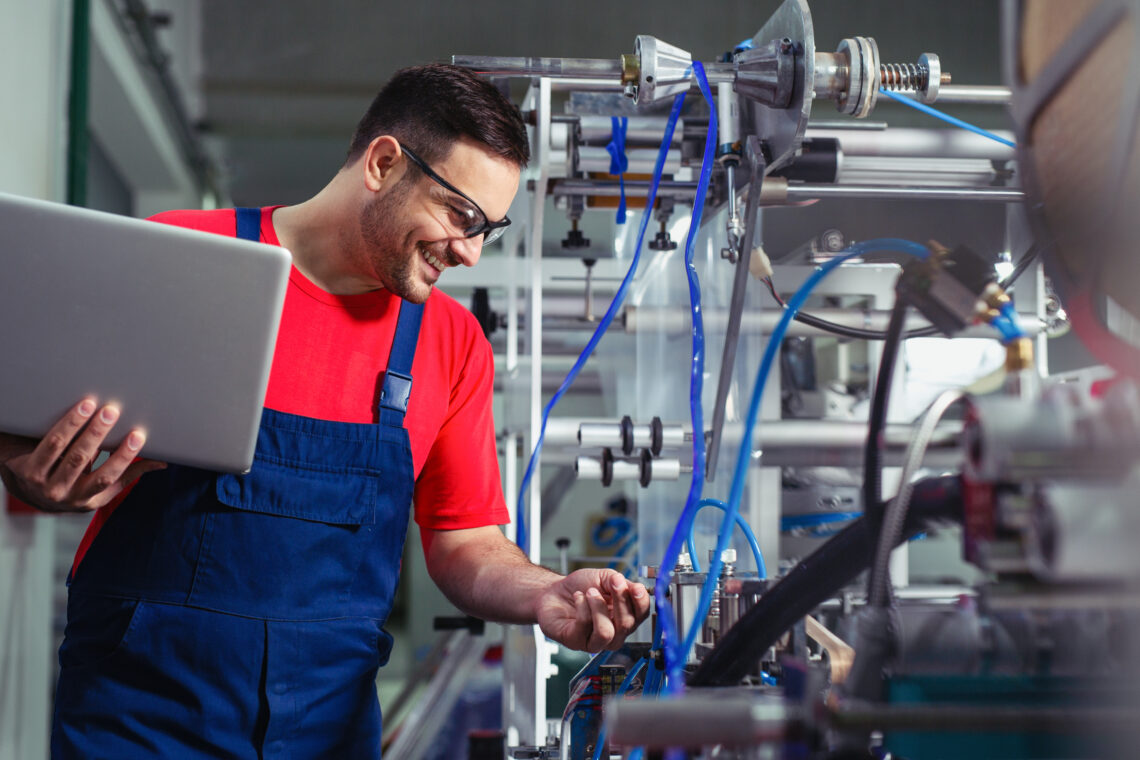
[425,526,560,624]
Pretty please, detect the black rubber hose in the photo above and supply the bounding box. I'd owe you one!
[862,296,908,527]
[687,474,962,688]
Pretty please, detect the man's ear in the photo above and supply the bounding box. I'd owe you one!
[361,135,402,192]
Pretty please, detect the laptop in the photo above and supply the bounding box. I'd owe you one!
[0,193,292,473]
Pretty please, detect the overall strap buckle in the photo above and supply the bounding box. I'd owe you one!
[378,301,424,427]
[379,370,413,417]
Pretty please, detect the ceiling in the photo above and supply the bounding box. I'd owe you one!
[194,0,1002,206]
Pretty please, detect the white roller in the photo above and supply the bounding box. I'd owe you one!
[574,455,681,483]
[577,421,686,451]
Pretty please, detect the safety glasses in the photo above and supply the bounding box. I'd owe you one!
[399,143,511,246]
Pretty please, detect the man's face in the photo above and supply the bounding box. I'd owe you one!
[359,138,520,304]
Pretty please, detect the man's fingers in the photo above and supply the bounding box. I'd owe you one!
[76,429,162,505]
[629,582,650,619]
[51,404,121,489]
[26,398,97,473]
[585,588,614,652]
[124,458,168,480]
[604,574,638,634]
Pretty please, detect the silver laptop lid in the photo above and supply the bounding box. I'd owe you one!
[0,193,291,473]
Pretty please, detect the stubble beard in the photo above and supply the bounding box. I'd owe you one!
[358,180,431,304]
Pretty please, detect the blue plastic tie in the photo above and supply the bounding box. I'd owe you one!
[994,300,1026,343]
[607,116,629,224]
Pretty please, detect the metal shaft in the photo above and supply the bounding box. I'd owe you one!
[785,184,1024,202]
[452,55,623,79]
[935,84,1012,105]
[550,178,1023,203]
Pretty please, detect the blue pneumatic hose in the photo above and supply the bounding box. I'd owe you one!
[652,60,720,696]
[878,88,1015,148]
[680,240,932,667]
[514,93,687,551]
[685,498,766,576]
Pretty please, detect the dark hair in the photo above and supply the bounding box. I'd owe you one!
[345,64,529,169]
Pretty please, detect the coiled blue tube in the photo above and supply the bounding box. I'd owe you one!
[514,93,687,551]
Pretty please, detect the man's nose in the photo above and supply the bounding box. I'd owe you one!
[450,235,482,267]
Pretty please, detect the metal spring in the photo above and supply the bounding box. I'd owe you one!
[879,62,929,91]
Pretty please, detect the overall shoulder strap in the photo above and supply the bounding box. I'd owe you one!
[378,300,425,427]
[234,207,261,241]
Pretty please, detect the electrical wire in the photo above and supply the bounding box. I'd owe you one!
[590,658,649,760]
[652,60,719,696]
[681,240,931,677]
[878,88,1016,148]
[685,498,766,576]
[1000,243,1040,291]
[868,390,969,608]
[761,242,1041,341]
[514,92,687,551]
[765,276,939,340]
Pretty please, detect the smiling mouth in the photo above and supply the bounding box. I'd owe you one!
[421,246,446,273]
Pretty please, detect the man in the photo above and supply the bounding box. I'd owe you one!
[0,64,649,758]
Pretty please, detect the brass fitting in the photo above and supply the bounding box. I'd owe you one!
[1005,337,1035,372]
[620,53,640,86]
[982,282,1012,312]
[926,239,951,260]
[974,282,1013,324]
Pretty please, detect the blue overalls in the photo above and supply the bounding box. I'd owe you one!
[52,207,423,758]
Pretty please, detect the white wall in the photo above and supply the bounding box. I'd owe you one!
[0,1,70,755]
[1,2,207,757]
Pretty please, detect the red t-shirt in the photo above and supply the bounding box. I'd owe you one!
[74,207,508,569]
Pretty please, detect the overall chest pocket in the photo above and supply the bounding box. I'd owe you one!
[192,454,388,616]
[215,455,380,526]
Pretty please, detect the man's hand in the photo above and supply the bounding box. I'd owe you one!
[536,568,650,652]
[0,398,165,513]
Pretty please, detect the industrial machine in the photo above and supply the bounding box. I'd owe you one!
[414,1,1140,757]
